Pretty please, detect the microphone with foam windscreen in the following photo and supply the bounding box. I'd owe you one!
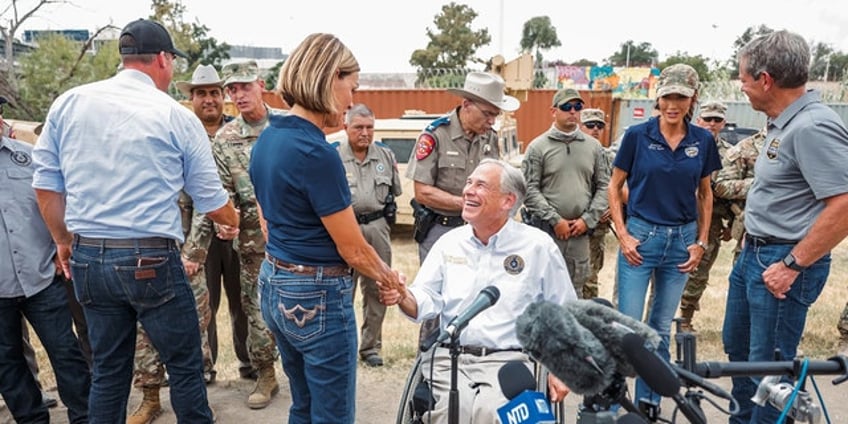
[516,301,616,395]
[564,299,662,378]
[621,333,706,424]
[496,361,556,424]
[435,285,500,345]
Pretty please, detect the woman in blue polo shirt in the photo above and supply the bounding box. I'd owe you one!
[608,64,721,407]
[248,34,403,423]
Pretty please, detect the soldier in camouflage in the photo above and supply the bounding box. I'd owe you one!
[205,60,282,409]
[581,108,612,299]
[678,101,736,332]
[128,64,232,424]
[712,127,767,260]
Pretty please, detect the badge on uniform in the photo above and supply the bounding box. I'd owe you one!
[503,255,525,275]
[416,133,436,160]
[376,162,385,174]
[684,146,699,158]
[10,150,31,166]
[766,138,780,160]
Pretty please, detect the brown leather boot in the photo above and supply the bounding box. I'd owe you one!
[679,307,696,333]
[127,386,162,424]
[247,366,279,409]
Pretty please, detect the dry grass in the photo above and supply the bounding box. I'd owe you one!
[31,225,848,388]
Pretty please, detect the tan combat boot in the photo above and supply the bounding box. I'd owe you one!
[678,307,696,333]
[247,366,279,409]
[127,386,162,424]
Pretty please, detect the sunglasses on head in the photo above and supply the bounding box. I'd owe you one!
[702,116,724,123]
[584,122,605,130]
[558,102,584,112]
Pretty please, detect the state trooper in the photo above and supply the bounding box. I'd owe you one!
[678,101,736,332]
[405,71,519,343]
[335,104,402,367]
[127,64,234,423]
[406,72,519,263]
[204,60,283,409]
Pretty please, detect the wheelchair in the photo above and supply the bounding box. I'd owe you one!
[395,352,566,424]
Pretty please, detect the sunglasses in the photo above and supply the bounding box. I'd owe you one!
[584,122,605,130]
[702,116,724,123]
[558,102,584,112]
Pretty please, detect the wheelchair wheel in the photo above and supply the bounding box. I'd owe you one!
[396,355,426,424]
[534,362,567,423]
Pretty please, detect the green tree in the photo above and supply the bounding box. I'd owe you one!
[729,25,774,78]
[263,59,285,92]
[149,0,229,93]
[519,16,560,66]
[607,41,657,67]
[659,53,711,81]
[16,33,119,120]
[409,2,491,87]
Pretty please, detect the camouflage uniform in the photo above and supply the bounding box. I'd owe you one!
[712,128,767,259]
[205,106,284,371]
[679,135,735,321]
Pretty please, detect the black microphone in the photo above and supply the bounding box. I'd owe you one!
[498,361,536,399]
[564,299,662,379]
[621,333,706,424]
[516,301,616,395]
[436,286,500,344]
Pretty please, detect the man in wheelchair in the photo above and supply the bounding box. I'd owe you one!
[379,159,577,423]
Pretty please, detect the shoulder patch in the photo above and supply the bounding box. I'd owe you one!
[415,133,436,161]
[426,116,451,132]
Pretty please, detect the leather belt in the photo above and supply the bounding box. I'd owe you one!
[74,235,175,249]
[437,343,522,357]
[356,210,384,225]
[265,253,351,277]
[434,214,465,227]
[744,234,798,247]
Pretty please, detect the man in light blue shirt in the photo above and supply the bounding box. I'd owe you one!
[31,19,239,423]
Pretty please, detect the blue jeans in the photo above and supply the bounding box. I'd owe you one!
[0,276,90,424]
[722,243,829,424]
[259,259,357,424]
[70,240,213,423]
[617,216,695,406]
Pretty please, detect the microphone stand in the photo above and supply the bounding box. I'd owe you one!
[448,333,461,424]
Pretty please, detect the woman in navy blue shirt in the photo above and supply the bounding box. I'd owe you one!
[608,64,721,407]
[249,33,403,423]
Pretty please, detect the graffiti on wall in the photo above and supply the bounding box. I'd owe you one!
[555,65,660,98]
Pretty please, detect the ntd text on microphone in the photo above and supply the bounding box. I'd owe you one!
[377,159,577,423]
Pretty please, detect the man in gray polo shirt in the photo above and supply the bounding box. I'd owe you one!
[0,134,90,422]
[723,30,848,424]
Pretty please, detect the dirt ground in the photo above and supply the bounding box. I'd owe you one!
[6,357,842,423]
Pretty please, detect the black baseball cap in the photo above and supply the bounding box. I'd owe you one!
[119,19,187,58]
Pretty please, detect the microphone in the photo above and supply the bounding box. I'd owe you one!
[436,285,500,344]
[496,361,556,424]
[621,333,706,424]
[563,299,662,379]
[516,301,616,395]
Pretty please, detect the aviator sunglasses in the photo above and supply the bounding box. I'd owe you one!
[584,122,605,130]
[702,116,724,123]
[558,102,584,112]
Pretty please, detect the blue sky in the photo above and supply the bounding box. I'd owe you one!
[18,0,848,72]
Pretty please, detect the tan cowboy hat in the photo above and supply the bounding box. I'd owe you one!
[175,64,224,97]
[447,72,520,112]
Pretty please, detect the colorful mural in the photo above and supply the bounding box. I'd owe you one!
[555,65,660,98]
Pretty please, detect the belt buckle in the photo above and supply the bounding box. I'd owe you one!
[478,346,488,356]
[295,264,306,272]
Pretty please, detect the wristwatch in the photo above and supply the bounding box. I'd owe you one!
[695,240,708,251]
[782,253,807,272]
